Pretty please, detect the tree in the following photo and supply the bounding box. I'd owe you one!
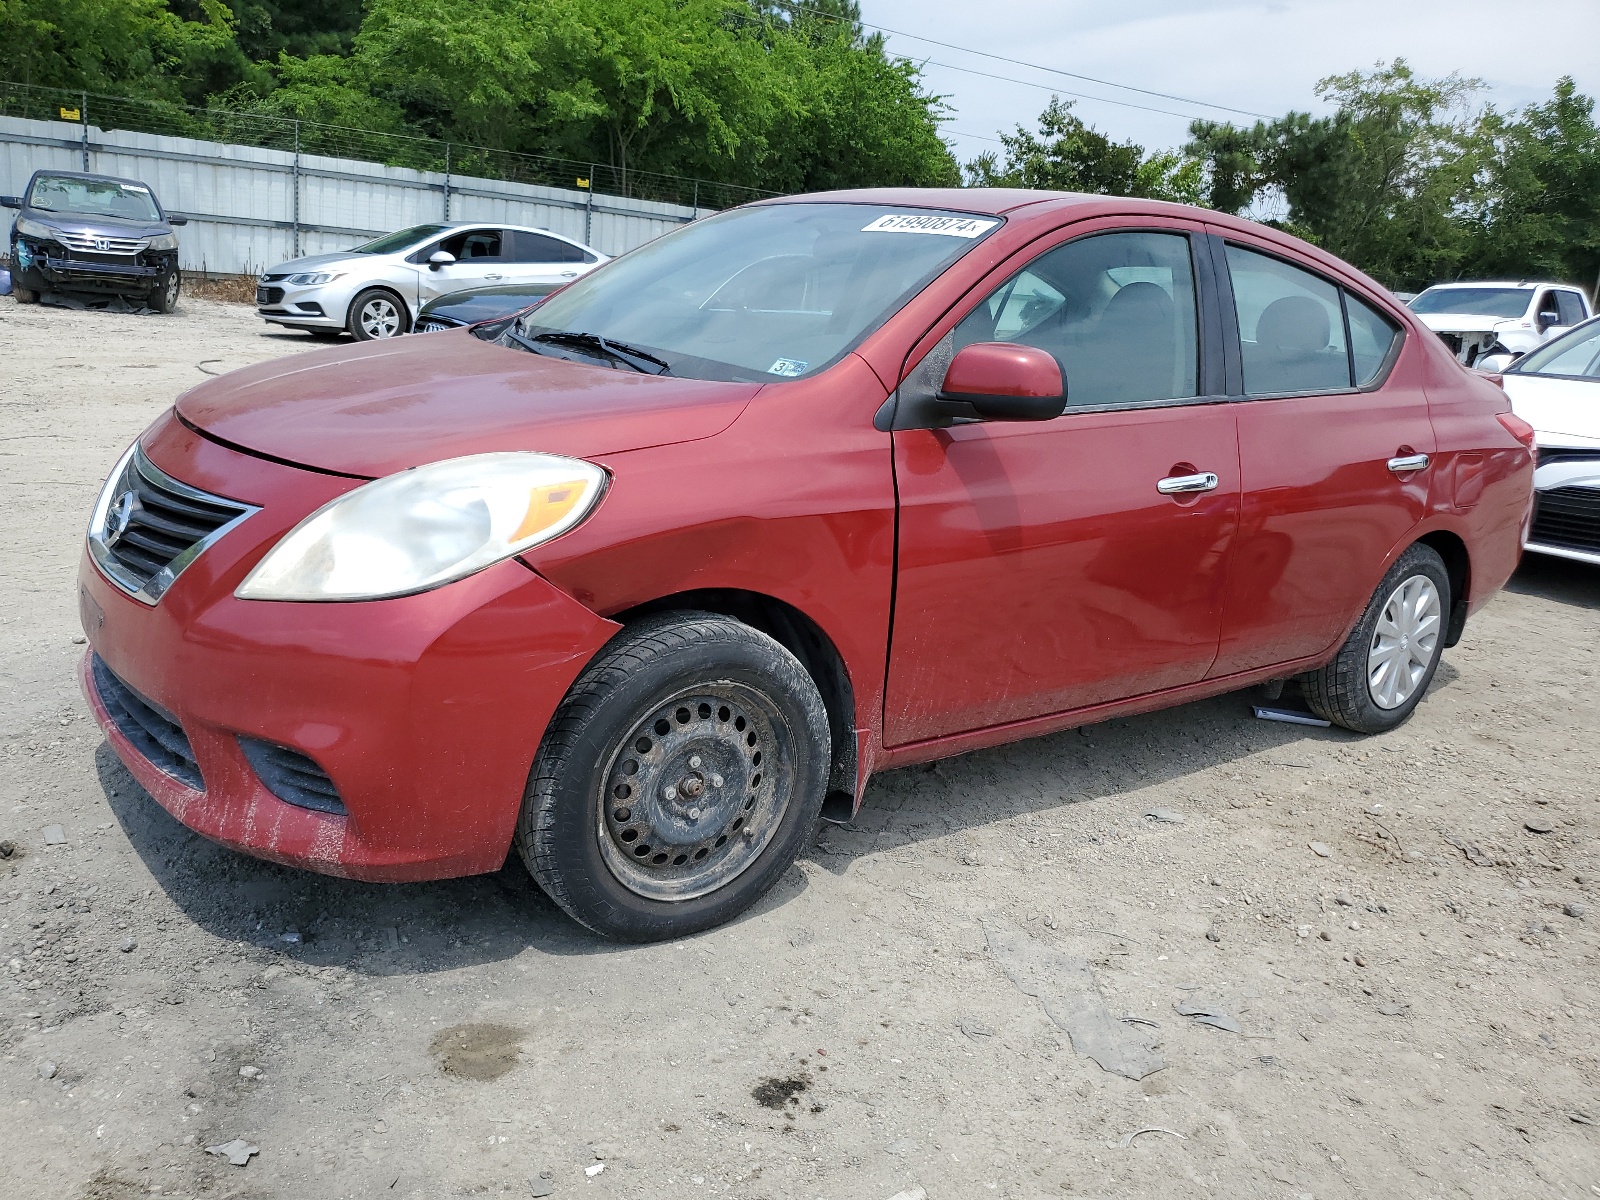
[965,96,1201,202]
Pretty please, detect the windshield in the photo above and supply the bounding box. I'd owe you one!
[512,203,1001,382]
[351,225,448,254]
[1513,320,1600,380]
[1410,287,1531,318]
[28,175,161,222]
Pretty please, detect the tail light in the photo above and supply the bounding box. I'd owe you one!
[1496,411,1536,450]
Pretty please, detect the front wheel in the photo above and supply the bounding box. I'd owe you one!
[347,287,409,340]
[13,284,39,304]
[1300,543,1450,734]
[516,612,831,941]
[149,268,180,313]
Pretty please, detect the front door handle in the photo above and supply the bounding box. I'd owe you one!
[559,270,579,278]
[484,272,504,282]
[1157,472,1220,495]
[1387,453,1430,474]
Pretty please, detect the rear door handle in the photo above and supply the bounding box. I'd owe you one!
[1157,472,1220,495]
[559,270,579,278]
[1387,453,1430,474]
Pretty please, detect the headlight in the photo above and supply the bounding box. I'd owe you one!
[15,216,54,240]
[235,453,607,601]
[287,272,342,286]
[146,233,178,251]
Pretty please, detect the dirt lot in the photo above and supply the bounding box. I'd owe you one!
[1,295,1596,1200]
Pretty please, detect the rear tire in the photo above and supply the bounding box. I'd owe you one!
[1300,543,1450,734]
[516,612,830,941]
[347,287,409,340]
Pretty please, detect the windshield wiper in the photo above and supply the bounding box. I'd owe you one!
[523,330,672,375]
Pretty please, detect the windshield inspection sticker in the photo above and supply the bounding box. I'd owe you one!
[862,213,999,238]
[768,358,809,377]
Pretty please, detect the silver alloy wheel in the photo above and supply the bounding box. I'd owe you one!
[1367,574,1442,710]
[358,295,402,338]
[595,683,792,901]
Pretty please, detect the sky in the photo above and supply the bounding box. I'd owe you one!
[863,0,1600,168]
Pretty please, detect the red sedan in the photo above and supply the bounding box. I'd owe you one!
[78,190,1534,939]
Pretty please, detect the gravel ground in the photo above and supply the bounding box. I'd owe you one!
[1,295,1596,1200]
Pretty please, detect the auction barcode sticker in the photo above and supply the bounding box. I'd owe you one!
[861,214,999,238]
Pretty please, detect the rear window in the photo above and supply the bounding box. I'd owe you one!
[1226,246,1349,395]
[1346,293,1402,386]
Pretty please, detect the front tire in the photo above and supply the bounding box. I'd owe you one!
[149,268,180,313]
[1300,543,1450,734]
[13,285,39,304]
[347,287,409,340]
[516,612,830,941]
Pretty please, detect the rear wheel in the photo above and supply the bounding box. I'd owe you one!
[347,288,409,340]
[516,612,830,941]
[1300,543,1450,734]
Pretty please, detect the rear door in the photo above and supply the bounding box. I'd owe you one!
[503,231,591,289]
[1206,232,1430,676]
[884,218,1242,745]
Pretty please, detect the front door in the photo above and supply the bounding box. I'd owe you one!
[1207,235,1433,676]
[884,223,1242,747]
[417,227,509,307]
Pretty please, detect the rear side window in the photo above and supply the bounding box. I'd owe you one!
[1226,245,1350,395]
[1345,293,1401,386]
[953,230,1200,408]
[510,232,587,264]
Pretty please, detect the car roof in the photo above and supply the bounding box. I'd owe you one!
[437,221,591,245]
[1420,281,1562,291]
[29,168,157,192]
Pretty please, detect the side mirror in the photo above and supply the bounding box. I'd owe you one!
[938,342,1066,422]
[167,215,188,226]
[428,250,456,271]
[0,196,20,209]
[1536,310,1559,331]
[1475,352,1516,373]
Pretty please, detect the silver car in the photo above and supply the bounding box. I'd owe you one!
[255,222,607,340]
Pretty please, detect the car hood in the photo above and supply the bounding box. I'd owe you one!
[1502,373,1600,445]
[175,330,761,477]
[1414,312,1519,334]
[263,252,373,276]
[25,209,171,239]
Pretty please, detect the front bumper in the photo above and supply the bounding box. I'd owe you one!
[15,237,176,295]
[77,414,619,881]
[256,279,363,330]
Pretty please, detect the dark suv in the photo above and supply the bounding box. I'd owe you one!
[3,170,186,311]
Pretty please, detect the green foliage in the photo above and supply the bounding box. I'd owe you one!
[1186,61,1600,292]
[964,97,1199,202]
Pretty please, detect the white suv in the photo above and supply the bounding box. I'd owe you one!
[257,223,608,341]
[1409,281,1592,367]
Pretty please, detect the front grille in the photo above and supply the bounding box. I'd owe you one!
[1537,448,1600,468]
[261,273,289,283]
[238,739,347,816]
[88,446,255,604]
[1530,487,1600,554]
[1436,332,1463,355]
[56,231,145,255]
[256,286,285,305]
[90,655,203,790]
[416,319,456,333]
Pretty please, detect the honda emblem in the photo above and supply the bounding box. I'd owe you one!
[94,237,111,252]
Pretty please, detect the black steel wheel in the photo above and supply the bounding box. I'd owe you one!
[516,612,830,941]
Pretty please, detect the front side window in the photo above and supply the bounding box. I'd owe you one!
[1409,286,1532,319]
[1514,322,1600,380]
[952,230,1200,407]
[1555,291,1586,327]
[440,228,503,260]
[28,175,161,222]
[512,203,1001,382]
[1226,245,1350,395]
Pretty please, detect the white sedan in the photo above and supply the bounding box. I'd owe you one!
[256,222,608,341]
[1492,317,1600,565]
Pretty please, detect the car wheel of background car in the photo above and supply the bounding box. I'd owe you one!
[348,287,409,340]
[149,269,180,314]
[1299,543,1450,734]
[515,611,831,941]
[13,285,39,304]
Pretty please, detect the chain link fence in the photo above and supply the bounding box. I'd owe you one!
[0,81,779,212]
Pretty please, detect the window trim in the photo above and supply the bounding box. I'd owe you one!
[1215,236,1405,402]
[882,221,1228,431]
